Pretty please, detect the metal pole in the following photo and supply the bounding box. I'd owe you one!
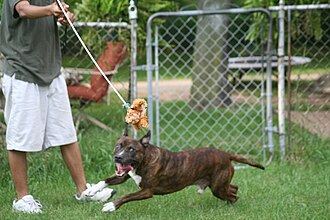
[146,13,154,143]
[287,8,292,154]
[129,1,138,102]
[278,0,286,160]
[129,0,138,138]
[269,4,330,11]
[154,26,160,147]
[265,13,275,164]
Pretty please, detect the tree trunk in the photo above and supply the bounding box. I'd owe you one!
[189,0,232,111]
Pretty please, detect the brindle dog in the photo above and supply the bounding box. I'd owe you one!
[84,131,264,212]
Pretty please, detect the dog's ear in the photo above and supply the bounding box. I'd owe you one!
[140,130,151,147]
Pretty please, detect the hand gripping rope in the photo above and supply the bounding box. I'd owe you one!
[56,0,148,130]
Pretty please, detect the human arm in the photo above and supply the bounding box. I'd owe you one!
[14,0,74,24]
[14,0,64,18]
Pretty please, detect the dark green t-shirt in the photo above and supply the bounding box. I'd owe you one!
[0,0,61,86]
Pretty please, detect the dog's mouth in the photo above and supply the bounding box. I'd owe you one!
[115,163,134,176]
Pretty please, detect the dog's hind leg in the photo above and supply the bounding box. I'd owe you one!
[228,184,239,203]
[229,184,238,196]
[210,166,238,203]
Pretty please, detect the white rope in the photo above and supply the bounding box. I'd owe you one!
[56,0,127,105]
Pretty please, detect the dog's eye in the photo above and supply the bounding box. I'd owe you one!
[115,144,121,150]
[128,147,135,152]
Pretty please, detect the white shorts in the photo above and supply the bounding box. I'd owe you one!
[2,74,77,152]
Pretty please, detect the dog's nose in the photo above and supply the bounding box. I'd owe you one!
[115,155,123,162]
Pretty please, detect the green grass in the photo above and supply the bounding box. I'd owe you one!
[157,101,266,158]
[0,101,329,219]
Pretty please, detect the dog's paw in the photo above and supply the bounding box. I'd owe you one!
[102,202,116,212]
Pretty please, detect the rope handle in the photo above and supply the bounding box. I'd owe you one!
[55,0,129,107]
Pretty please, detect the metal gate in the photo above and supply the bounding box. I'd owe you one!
[145,8,274,162]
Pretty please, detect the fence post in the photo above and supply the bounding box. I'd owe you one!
[265,11,275,164]
[129,0,138,102]
[146,14,154,143]
[278,0,286,160]
[129,0,138,137]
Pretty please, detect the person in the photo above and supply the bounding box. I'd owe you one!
[0,0,115,214]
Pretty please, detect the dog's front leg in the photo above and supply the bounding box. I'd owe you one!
[102,188,154,212]
[105,173,130,185]
[84,174,130,196]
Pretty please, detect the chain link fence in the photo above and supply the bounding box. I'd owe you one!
[1,5,328,161]
[146,9,274,162]
[58,22,132,135]
[270,5,330,156]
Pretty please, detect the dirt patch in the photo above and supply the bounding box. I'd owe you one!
[133,79,258,103]
[135,80,191,101]
[288,111,330,138]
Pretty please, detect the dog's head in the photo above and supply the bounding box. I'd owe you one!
[113,131,151,176]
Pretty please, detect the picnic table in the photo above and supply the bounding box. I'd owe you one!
[228,56,311,83]
[228,56,311,70]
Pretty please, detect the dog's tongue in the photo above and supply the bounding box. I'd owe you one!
[115,163,134,176]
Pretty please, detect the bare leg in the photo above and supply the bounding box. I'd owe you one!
[61,142,87,194]
[8,150,29,199]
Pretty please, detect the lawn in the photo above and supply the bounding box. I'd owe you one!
[0,106,329,219]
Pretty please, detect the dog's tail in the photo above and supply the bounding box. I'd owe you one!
[230,155,265,170]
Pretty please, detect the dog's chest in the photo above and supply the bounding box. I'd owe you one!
[128,170,142,187]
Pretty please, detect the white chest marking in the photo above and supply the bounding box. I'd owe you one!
[128,170,142,187]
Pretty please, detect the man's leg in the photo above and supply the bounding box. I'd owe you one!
[60,142,87,194]
[52,77,114,201]
[61,142,115,202]
[8,150,29,199]
[9,150,43,213]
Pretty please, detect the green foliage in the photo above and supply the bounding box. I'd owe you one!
[73,0,178,54]
[244,0,329,43]
[0,0,3,17]
[74,0,127,22]
[64,0,76,7]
